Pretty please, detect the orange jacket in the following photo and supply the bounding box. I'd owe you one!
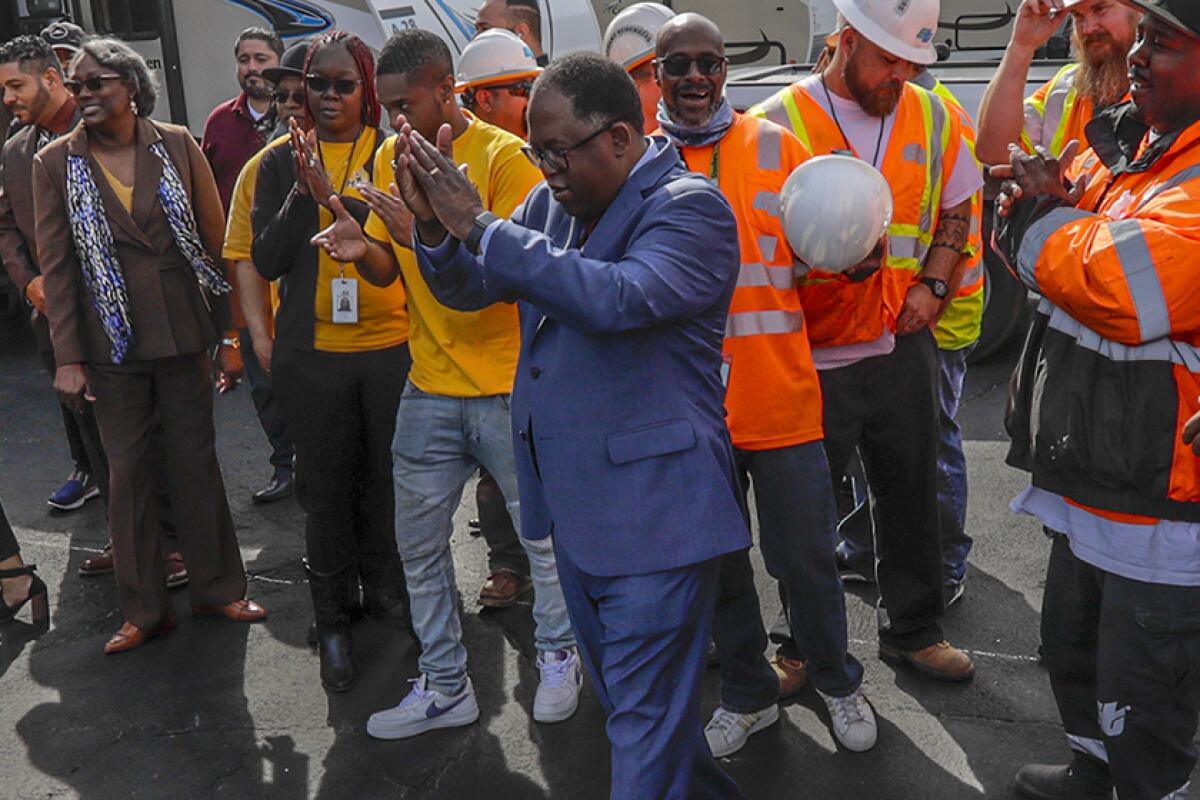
[1004,109,1200,520]
[674,114,824,450]
[749,81,966,349]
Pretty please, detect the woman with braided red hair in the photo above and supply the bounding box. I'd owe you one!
[250,30,410,692]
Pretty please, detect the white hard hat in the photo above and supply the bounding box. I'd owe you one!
[456,29,542,92]
[781,155,894,273]
[833,0,940,65]
[603,3,677,71]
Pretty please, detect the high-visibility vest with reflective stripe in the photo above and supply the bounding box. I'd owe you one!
[749,81,955,349]
[1021,64,1095,157]
[677,114,825,450]
[1010,120,1200,514]
[931,79,984,351]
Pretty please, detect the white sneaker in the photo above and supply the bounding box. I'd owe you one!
[704,704,780,758]
[819,687,877,752]
[533,648,582,723]
[366,674,480,740]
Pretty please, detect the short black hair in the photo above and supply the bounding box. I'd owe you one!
[235,27,284,58]
[375,29,452,84]
[72,37,157,118]
[532,52,642,131]
[0,35,61,78]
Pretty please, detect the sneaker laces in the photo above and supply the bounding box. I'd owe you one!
[827,690,869,726]
[398,675,436,710]
[538,650,575,689]
[708,707,754,737]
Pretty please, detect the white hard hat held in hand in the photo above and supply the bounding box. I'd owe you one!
[832,0,941,65]
[603,2,677,71]
[456,28,542,91]
[781,155,894,274]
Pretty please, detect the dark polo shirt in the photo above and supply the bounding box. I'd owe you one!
[200,91,273,215]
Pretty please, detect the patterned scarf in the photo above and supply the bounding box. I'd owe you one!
[656,97,735,148]
[66,139,231,363]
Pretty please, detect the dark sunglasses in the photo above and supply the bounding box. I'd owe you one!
[273,89,306,105]
[305,75,363,95]
[521,121,614,174]
[480,81,532,98]
[63,74,123,95]
[657,54,727,78]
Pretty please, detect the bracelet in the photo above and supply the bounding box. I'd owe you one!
[220,336,241,349]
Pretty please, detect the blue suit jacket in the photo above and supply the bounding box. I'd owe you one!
[416,138,750,577]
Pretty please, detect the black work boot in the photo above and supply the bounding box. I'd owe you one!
[1015,753,1114,799]
[358,553,413,633]
[307,563,356,693]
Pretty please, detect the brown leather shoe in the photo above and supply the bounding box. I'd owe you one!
[770,655,809,698]
[879,640,975,682]
[191,598,268,622]
[478,569,531,608]
[104,617,177,654]
[79,545,114,577]
[164,552,189,590]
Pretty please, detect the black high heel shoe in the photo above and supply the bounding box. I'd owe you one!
[0,565,48,624]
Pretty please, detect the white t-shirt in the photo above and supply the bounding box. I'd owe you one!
[795,75,984,370]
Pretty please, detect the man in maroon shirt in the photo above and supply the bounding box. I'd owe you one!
[201,27,283,213]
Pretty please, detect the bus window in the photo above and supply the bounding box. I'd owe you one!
[90,0,163,39]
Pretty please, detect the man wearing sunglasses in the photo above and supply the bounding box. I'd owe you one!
[457,29,540,139]
[652,12,877,759]
[367,51,749,799]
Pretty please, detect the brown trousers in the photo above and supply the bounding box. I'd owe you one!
[88,351,245,629]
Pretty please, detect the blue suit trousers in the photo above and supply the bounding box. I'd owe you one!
[554,546,742,800]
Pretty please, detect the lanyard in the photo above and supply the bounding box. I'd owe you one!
[709,141,721,183]
[316,125,366,198]
[820,75,885,169]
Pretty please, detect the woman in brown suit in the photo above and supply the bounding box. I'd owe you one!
[33,38,266,653]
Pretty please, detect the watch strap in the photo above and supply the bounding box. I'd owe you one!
[465,211,500,255]
[920,276,948,299]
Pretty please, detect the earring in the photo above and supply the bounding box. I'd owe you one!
[130,99,138,115]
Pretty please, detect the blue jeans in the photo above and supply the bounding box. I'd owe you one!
[391,382,575,695]
[837,345,974,588]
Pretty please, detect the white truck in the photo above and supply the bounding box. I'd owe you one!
[0,0,1068,355]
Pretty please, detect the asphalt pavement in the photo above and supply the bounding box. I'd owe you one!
[0,316,1173,799]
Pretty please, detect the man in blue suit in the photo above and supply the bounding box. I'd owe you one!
[314,52,748,799]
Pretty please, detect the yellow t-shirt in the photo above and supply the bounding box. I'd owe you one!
[365,114,540,396]
[223,134,288,262]
[96,159,133,214]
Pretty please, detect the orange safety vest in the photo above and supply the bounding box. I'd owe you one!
[749,81,958,349]
[930,80,984,351]
[674,114,825,450]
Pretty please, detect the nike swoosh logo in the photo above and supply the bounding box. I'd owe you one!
[425,695,468,719]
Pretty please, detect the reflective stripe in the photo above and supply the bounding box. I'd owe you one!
[1039,299,1200,370]
[757,235,778,262]
[736,262,795,290]
[1110,218,1171,342]
[1067,734,1109,765]
[958,259,984,287]
[756,87,812,152]
[915,88,948,238]
[749,94,792,134]
[1140,164,1200,208]
[725,309,804,337]
[887,233,930,266]
[1018,207,1095,289]
[757,122,782,171]
[1044,65,1079,155]
[753,191,781,217]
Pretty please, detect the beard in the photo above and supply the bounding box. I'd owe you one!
[1073,28,1134,108]
[19,83,51,123]
[844,56,902,118]
[239,73,271,101]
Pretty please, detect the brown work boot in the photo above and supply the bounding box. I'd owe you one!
[770,655,808,698]
[478,568,531,608]
[879,640,975,682]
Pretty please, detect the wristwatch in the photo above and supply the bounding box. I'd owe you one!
[920,277,949,299]
[464,211,500,255]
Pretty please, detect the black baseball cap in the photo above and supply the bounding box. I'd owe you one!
[1118,0,1200,38]
[262,39,309,84]
[41,21,85,54]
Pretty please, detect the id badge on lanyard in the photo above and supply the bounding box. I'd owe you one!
[332,264,358,324]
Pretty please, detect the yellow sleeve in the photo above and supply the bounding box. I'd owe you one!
[485,139,541,220]
[1021,78,1054,153]
[222,154,258,260]
[364,137,396,243]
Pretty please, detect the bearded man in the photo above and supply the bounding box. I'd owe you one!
[977,0,1139,164]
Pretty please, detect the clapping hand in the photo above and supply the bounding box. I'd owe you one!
[396,124,485,244]
[360,182,414,249]
[290,118,336,209]
[311,195,369,263]
[991,140,1088,218]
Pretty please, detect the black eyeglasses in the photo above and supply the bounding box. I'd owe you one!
[63,74,123,95]
[521,121,615,174]
[305,75,363,95]
[273,89,305,105]
[657,54,727,78]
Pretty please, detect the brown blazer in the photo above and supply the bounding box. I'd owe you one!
[33,117,230,367]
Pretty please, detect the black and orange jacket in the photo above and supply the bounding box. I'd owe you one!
[1001,104,1200,522]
